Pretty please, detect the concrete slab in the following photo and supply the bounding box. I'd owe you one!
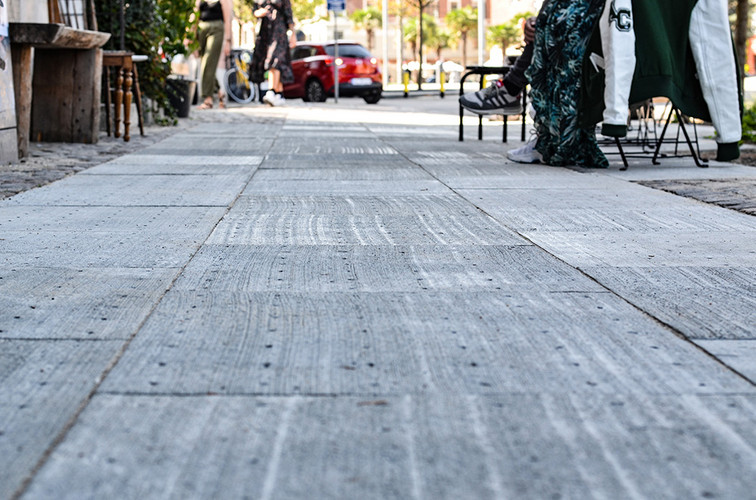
[207,196,523,245]
[478,205,756,233]
[140,136,274,152]
[171,245,601,292]
[243,180,449,195]
[458,185,688,211]
[0,230,203,268]
[696,341,756,380]
[182,122,284,137]
[604,162,756,181]
[268,136,384,149]
[80,162,258,176]
[3,174,249,207]
[0,267,178,340]
[264,157,410,169]
[0,206,227,234]
[105,154,264,166]
[582,266,756,341]
[266,144,398,156]
[98,290,749,396]
[252,167,430,181]
[222,193,492,218]
[0,339,123,500]
[520,231,754,268]
[25,394,756,499]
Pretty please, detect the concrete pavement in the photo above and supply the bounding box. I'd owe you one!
[1,100,755,499]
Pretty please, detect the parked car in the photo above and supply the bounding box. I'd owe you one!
[284,41,382,104]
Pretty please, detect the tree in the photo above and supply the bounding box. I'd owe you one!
[405,0,437,88]
[432,29,451,60]
[404,14,436,81]
[403,16,420,62]
[445,6,476,68]
[237,0,321,24]
[487,21,520,59]
[733,0,750,80]
[350,7,382,52]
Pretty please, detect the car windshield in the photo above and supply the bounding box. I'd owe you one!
[324,44,371,58]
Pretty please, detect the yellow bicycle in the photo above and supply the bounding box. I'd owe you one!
[223,49,255,104]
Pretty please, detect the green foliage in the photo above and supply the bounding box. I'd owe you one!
[487,21,520,55]
[741,101,756,142]
[444,6,476,66]
[444,6,476,44]
[292,0,322,22]
[403,13,436,53]
[511,11,536,23]
[157,0,197,58]
[350,7,382,50]
[236,0,322,24]
[431,29,451,58]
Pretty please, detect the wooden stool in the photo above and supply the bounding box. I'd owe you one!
[102,51,146,141]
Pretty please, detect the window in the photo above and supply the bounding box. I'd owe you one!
[324,44,372,58]
[291,46,317,60]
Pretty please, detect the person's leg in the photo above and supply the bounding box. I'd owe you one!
[263,68,285,105]
[501,42,533,96]
[268,68,281,93]
[459,46,530,115]
[200,21,224,106]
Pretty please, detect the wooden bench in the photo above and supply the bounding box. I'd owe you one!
[10,0,109,157]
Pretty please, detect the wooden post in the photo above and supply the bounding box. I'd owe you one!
[47,0,63,23]
[123,67,132,142]
[11,44,33,158]
[114,66,123,137]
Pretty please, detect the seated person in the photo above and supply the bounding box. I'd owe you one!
[459,16,535,116]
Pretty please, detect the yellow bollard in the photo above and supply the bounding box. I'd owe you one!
[403,69,410,98]
[439,70,445,98]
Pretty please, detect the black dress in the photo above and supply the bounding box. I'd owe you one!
[250,0,294,84]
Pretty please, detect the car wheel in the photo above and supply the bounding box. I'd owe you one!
[363,91,381,104]
[305,79,327,102]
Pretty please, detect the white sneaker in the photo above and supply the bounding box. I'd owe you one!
[270,93,286,107]
[507,137,542,164]
[263,90,275,106]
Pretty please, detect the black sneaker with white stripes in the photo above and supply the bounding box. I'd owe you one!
[459,82,522,115]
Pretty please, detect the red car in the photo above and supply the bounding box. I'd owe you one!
[284,41,383,104]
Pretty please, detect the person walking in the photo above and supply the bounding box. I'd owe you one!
[190,0,233,109]
[250,0,296,107]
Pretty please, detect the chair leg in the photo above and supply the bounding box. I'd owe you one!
[652,105,674,165]
[132,64,145,136]
[104,66,112,137]
[674,108,707,168]
[615,137,629,171]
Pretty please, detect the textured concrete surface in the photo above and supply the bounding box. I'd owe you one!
[1,99,754,499]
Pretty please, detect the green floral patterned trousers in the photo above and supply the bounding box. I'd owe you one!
[526,0,609,167]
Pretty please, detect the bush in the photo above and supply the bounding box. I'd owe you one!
[742,101,756,142]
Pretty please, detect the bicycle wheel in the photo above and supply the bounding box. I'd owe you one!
[224,68,255,104]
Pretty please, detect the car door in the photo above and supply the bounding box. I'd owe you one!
[285,45,313,98]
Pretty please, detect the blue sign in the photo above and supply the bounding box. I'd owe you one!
[327,0,345,11]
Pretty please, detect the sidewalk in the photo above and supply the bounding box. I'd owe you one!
[1,101,755,499]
